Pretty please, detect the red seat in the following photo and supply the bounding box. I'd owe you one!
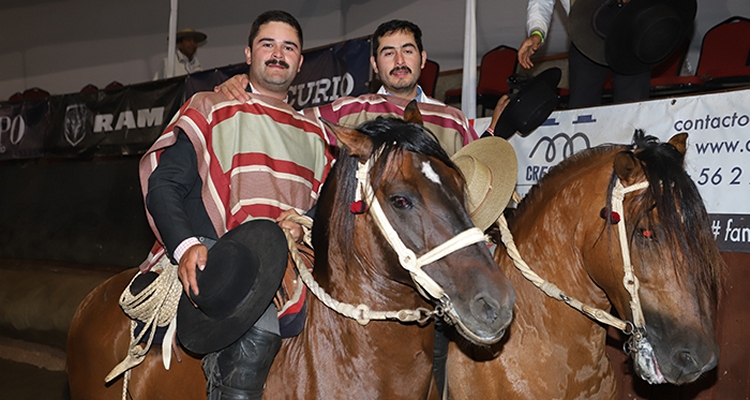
[445,45,518,116]
[648,40,705,97]
[22,87,50,101]
[80,84,99,94]
[417,59,440,98]
[651,16,750,95]
[7,92,23,103]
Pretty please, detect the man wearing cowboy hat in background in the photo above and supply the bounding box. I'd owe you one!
[518,0,696,108]
[154,28,207,80]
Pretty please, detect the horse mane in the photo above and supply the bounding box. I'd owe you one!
[509,131,723,306]
[611,130,724,304]
[319,116,456,252]
[511,144,622,220]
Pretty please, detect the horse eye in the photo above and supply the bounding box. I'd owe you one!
[390,195,412,209]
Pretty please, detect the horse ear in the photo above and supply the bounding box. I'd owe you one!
[613,151,642,185]
[320,118,373,160]
[403,100,424,126]
[668,132,688,156]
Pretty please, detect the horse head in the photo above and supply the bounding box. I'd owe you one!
[587,131,722,384]
[314,101,515,345]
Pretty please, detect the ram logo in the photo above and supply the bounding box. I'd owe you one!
[93,107,165,133]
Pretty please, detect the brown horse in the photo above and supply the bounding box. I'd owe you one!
[67,110,516,399]
[448,131,724,399]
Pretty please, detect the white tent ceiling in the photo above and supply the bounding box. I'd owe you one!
[0,0,747,97]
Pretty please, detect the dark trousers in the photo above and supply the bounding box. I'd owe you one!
[568,43,651,108]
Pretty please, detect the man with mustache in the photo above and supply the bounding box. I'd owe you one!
[220,19,509,156]
[309,19,510,155]
[139,10,332,400]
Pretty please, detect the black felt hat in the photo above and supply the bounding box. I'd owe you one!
[569,0,696,74]
[495,67,561,139]
[177,219,287,354]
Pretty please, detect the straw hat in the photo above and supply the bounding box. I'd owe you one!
[175,28,207,44]
[451,137,518,231]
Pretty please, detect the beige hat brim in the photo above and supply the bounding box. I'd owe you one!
[451,137,518,231]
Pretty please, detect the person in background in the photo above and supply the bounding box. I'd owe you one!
[517,0,650,108]
[154,28,207,80]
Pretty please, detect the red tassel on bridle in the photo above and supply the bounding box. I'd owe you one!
[600,207,620,224]
[350,200,367,214]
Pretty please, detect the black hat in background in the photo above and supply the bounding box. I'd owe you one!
[177,219,287,354]
[495,67,561,138]
[569,0,696,74]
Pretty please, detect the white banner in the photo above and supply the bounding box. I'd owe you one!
[476,88,750,252]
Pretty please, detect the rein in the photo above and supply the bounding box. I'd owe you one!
[283,214,437,325]
[499,178,663,383]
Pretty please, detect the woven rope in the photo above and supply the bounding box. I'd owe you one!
[105,257,182,400]
[283,214,435,325]
[500,179,650,333]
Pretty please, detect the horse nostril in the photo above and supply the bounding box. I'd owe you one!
[471,294,500,324]
[676,350,699,371]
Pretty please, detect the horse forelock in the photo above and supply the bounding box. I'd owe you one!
[614,132,723,306]
[321,116,460,254]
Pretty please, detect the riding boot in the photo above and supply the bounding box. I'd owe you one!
[203,326,282,400]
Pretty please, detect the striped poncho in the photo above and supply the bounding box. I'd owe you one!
[139,92,333,270]
[304,93,478,156]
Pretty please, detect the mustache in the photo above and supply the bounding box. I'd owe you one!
[389,66,412,75]
[265,59,290,69]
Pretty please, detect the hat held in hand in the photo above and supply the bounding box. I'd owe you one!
[177,219,287,354]
[495,67,561,139]
[569,0,696,74]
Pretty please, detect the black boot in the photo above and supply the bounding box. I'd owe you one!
[203,326,282,400]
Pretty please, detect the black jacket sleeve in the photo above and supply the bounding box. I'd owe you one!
[146,129,216,262]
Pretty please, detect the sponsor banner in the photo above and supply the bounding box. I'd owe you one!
[45,79,184,157]
[185,63,248,99]
[476,88,750,252]
[0,100,46,160]
[289,37,371,110]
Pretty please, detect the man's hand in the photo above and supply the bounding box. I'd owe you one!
[489,94,511,133]
[178,243,208,305]
[277,209,305,243]
[214,74,251,102]
[518,35,543,69]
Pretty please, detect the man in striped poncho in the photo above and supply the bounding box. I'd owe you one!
[139,11,332,400]
[218,20,512,157]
